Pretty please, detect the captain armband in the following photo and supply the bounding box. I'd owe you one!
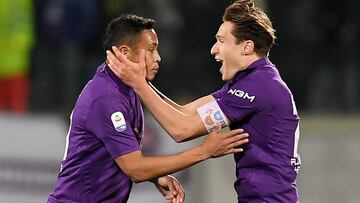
[196,100,229,133]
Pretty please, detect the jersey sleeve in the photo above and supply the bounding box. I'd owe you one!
[86,95,140,159]
[211,81,261,124]
[212,82,229,99]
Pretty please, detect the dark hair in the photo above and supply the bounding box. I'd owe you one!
[103,14,155,52]
[223,0,276,56]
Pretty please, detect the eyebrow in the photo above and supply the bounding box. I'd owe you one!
[216,35,224,40]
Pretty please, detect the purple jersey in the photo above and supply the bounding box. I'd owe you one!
[212,58,300,203]
[48,63,144,203]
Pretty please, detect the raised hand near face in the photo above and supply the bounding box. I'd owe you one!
[106,46,148,89]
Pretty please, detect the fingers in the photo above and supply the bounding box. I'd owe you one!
[167,179,178,196]
[172,179,185,203]
[166,176,184,203]
[224,148,244,155]
[139,49,146,66]
[112,46,122,60]
[228,133,249,143]
[106,50,120,67]
[228,138,249,149]
[112,46,130,64]
[223,128,245,138]
[165,193,174,201]
[157,176,185,203]
[223,132,249,149]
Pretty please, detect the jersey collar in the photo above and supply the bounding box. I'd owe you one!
[231,57,272,82]
[247,57,272,70]
[97,62,131,92]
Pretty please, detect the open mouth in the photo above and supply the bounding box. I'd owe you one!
[215,58,223,64]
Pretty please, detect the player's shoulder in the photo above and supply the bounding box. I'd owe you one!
[250,65,292,97]
[78,72,129,108]
[226,66,286,106]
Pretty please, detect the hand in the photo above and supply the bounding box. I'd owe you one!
[106,46,147,89]
[153,175,185,203]
[201,124,249,158]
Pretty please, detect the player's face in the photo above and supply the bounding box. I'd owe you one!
[128,29,161,81]
[210,21,248,81]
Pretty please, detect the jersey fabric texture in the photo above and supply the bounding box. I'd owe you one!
[48,63,144,203]
[212,57,300,203]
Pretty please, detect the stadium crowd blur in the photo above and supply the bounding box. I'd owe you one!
[0,0,359,116]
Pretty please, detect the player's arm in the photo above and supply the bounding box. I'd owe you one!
[141,79,214,142]
[149,82,213,115]
[107,48,223,142]
[136,83,221,142]
[115,125,248,183]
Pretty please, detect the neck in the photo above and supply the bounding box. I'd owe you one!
[242,53,263,70]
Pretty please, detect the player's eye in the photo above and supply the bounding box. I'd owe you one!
[148,47,155,51]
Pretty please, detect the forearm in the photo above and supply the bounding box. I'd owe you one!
[135,82,206,141]
[149,82,185,112]
[149,82,213,115]
[182,95,214,114]
[121,146,209,183]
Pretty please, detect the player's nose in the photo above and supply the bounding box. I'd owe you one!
[155,50,161,63]
[211,43,218,55]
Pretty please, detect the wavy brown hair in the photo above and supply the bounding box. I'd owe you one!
[223,0,276,56]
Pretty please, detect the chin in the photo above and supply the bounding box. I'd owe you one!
[146,75,155,81]
[222,76,230,81]
[221,72,229,81]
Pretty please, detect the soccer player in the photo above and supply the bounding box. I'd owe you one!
[47,14,249,203]
[106,0,301,202]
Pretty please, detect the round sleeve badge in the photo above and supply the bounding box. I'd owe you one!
[111,111,127,132]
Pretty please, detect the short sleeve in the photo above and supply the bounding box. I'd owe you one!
[212,81,261,124]
[212,83,229,99]
[86,95,140,159]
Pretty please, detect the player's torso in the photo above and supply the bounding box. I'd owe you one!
[49,67,142,203]
[229,65,300,202]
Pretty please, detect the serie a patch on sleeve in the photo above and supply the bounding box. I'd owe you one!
[111,111,127,132]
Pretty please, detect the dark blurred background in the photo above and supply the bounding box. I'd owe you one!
[0,0,359,202]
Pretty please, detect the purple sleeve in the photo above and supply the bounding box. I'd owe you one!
[212,81,260,124]
[212,82,229,99]
[86,95,140,159]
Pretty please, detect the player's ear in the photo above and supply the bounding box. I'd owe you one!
[118,45,131,56]
[243,40,255,55]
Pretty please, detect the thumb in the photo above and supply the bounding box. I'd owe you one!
[212,123,221,133]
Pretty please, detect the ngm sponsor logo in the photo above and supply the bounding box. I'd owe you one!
[228,89,255,102]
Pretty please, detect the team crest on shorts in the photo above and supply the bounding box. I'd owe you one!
[111,111,126,132]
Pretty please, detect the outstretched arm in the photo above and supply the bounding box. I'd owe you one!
[106,47,219,142]
[149,82,213,115]
[115,125,248,183]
